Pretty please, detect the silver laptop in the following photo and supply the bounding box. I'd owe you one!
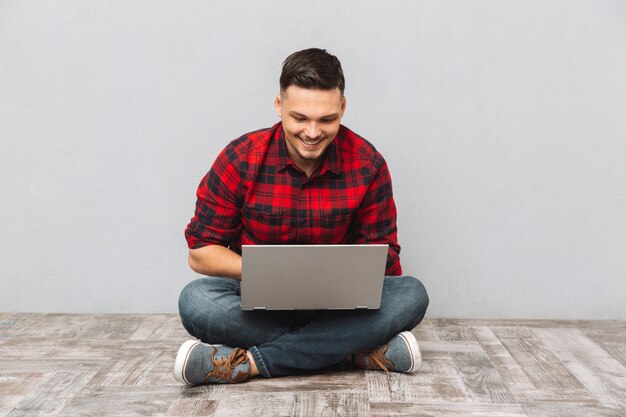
[240,244,388,310]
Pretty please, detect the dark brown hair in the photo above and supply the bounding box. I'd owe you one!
[280,48,345,95]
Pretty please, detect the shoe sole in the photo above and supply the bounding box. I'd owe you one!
[173,340,201,385]
[398,331,422,373]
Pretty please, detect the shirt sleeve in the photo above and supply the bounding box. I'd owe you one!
[350,156,403,276]
[184,144,243,249]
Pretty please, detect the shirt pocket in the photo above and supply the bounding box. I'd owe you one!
[241,205,288,244]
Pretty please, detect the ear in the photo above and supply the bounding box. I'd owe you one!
[274,95,283,118]
[340,95,347,117]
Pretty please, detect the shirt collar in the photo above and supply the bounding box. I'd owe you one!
[274,122,342,177]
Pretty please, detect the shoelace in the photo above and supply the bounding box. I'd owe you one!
[365,344,395,372]
[204,347,250,384]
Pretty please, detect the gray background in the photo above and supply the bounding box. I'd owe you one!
[1,1,625,318]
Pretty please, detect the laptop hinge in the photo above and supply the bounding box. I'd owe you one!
[355,306,369,310]
[253,307,267,311]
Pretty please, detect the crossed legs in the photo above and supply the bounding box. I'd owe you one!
[178,275,429,378]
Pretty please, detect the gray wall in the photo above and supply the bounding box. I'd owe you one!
[1,1,625,318]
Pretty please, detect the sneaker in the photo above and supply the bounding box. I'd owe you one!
[353,331,422,373]
[173,340,251,385]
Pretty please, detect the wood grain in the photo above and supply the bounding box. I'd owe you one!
[449,351,516,403]
[490,326,585,390]
[533,328,626,412]
[0,314,624,416]
[370,402,527,417]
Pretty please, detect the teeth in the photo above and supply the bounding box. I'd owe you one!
[301,138,321,145]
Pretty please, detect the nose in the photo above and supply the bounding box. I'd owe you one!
[304,122,321,139]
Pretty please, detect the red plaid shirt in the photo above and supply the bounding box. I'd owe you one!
[185,122,402,275]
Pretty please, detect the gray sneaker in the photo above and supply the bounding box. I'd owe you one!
[173,340,251,385]
[353,331,422,373]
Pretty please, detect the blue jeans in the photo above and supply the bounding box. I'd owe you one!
[178,275,429,377]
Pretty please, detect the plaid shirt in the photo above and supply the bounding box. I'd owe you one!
[185,122,402,275]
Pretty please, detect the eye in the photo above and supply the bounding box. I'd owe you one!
[321,117,338,123]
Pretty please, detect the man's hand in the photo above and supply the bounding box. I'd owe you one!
[188,245,243,280]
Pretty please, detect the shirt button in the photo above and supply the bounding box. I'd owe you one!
[299,219,306,226]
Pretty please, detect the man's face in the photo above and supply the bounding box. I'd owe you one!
[275,85,346,174]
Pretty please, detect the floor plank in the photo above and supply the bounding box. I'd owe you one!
[370,402,527,417]
[56,386,184,417]
[0,313,624,416]
[473,326,535,392]
[6,371,96,417]
[490,326,585,390]
[292,392,370,417]
[367,364,472,403]
[532,327,626,412]
[579,325,626,366]
[449,351,517,403]
[0,372,49,416]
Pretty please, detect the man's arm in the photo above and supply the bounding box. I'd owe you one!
[350,155,402,276]
[188,245,242,280]
[185,142,244,279]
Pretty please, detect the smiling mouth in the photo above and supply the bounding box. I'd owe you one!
[299,136,324,147]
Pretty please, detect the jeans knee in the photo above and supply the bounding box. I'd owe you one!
[178,279,203,337]
[178,277,235,342]
[403,276,429,327]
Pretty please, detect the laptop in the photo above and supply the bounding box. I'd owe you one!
[240,244,388,310]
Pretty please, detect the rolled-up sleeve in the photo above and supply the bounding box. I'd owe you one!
[350,156,402,276]
[185,145,242,249]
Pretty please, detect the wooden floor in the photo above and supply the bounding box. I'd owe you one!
[0,313,624,416]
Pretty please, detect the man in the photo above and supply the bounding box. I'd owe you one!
[174,48,429,385]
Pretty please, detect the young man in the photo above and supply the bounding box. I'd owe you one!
[174,48,429,384]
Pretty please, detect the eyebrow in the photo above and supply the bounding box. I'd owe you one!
[289,111,340,120]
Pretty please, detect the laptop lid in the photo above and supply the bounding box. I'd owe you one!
[240,244,388,310]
